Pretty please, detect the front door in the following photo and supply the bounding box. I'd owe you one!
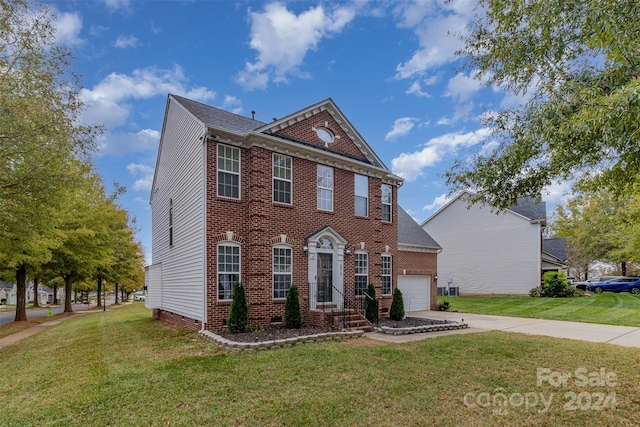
[317,253,333,303]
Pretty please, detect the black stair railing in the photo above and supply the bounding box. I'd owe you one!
[308,282,379,329]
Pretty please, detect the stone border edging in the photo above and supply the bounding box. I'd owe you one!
[200,329,364,352]
[375,321,469,335]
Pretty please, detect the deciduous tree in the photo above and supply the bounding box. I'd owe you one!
[446,0,640,209]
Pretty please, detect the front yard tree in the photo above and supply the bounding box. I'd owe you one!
[284,284,302,329]
[445,0,640,210]
[0,0,99,321]
[227,282,249,333]
[390,287,405,321]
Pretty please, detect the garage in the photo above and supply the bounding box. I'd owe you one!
[397,275,431,312]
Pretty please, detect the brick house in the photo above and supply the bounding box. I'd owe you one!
[145,95,440,332]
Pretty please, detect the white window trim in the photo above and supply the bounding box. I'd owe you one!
[217,242,241,301]
[272,153,292,205]
[382,184,392,222]
[381,254,392,295]
[217,143,240,199]
[354,251,368,296]
[354,174,368,217]
[317,165,334,211]
[272,244,293,299]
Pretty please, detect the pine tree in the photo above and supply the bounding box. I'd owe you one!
[284,284,302,329]
[364,283,378,323]
[227,282,249,333]
[390,287,405,321]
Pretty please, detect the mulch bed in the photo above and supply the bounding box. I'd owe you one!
[215,317,447,343]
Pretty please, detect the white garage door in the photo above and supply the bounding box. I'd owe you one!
[397,275,431,312]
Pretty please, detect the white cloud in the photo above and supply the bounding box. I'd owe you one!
[406,80,432,98]
[236,2,356,90]
[80,65,216,129]
[114,35,140,48]
[393,1,475,80]
[445,71,484,102]
[423,193,450,211]
[101,0,132,12]
[222,96,243,115]
[391,128,492,181]
[54,11,84,46]
[127,162,154,192]
[385,117,417,141]
[97,129,160,157]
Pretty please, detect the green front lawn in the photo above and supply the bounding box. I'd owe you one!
[437,294,640,327]
[1,304,638,426]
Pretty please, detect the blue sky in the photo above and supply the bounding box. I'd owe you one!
[46,0,570,263]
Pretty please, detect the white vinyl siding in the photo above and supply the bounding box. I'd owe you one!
[317,165,333,211]
[423,194,542,295]
[354,252,368,296]
[273,153,292,204]
[273,246,292,299]
[149,98,206,321]
[354,174,368,217]
[217,144,240,199]
[381,184,392,222]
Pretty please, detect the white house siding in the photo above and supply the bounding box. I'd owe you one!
[149,98,206,321]
[423,197,541,294]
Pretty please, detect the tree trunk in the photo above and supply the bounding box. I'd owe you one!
[53,284,58,305]
[32,276,40,308]
[97,276,102,307]
[63,275,74,313]
[114,282,119,304]
[622,262,627,276]
[15,264,28,321]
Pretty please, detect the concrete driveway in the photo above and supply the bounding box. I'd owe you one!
[403,310,640,348]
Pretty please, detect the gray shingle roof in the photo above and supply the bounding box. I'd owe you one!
[509,197,546,221]
[398,206,441,249]
[543,238,567,261]
[171,94,265,134]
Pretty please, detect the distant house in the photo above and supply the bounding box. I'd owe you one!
[422,190,564,295]
[542,238,568,277]
[145,95,440,332]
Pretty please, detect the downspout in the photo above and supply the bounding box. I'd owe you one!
[200,130,208,332]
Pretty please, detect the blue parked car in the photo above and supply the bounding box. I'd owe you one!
[587,277,640,294]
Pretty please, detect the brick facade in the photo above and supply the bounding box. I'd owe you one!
[205,138,399,330]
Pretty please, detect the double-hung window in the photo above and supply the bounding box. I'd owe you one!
[273,246,292,299]
[317,165,333,211]
[217,144,240,199]
[217,244,240,300]
[354,174,368,217]
[381,184,392,222]
[381,255,392,295]
[355,252,368,296]
[273,154,292,204]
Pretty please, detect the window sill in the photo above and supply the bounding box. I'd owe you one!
[216,300,232,306]
[216,196,242,203]
[273,202,293,208]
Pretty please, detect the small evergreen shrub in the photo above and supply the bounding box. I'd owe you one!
[390,287,405,320]
[437,300,450,311]
[364,283,378,323]
[529,286,543,297]
[541,271,575,298]
[227,282,249,333]
[284,284,302,328]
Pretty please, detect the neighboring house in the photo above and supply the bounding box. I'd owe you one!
[542,238,569,277]
[146,95,440,331]
[422,190,553,295]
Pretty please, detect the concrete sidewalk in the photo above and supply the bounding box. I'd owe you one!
[367,310,640,348]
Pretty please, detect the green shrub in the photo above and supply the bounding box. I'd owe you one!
[541,271,575,297]
[437,301,450,311]
[529,286,543,297]
[390,287,405,320]
[284,284,302,329]
[364,283,378,323]
[227,282,249,333]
